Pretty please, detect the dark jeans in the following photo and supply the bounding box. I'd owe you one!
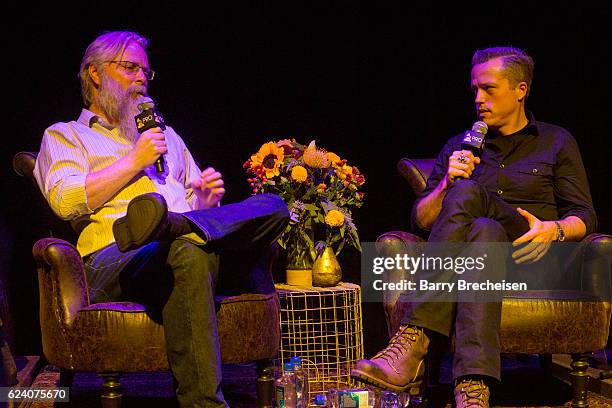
[84,194,289,408]
[402,179,530,381]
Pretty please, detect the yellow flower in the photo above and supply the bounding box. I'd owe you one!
[317,183,327,192]
[325,210,345,227]
[250,142,285,178]
[303,141,329,168]
[336,164,353,181]
[291,165,308,182]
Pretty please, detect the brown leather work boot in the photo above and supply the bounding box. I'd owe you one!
[350,325,429,392]
[454,378,490,408]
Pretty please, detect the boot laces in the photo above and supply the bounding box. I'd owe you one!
[456,379,488,408]
[373,325,420,365]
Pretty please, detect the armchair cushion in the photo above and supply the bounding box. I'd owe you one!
[71,304,168,372]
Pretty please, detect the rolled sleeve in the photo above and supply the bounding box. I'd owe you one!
[410,138,458,233]
[34,124,92,220]
[553,134,597,234]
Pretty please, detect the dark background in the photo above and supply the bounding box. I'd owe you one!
[2,4,611,358]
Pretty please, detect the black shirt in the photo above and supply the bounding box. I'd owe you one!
[413,112,597,235]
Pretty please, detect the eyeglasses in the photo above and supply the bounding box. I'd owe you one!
[106,60,155,80]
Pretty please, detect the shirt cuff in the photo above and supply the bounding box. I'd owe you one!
[50,173,92,219]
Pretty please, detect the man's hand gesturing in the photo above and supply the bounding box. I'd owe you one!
[193,167,225,209]
[512,207,557,264]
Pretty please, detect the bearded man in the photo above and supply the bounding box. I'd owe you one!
[33,31,288,407]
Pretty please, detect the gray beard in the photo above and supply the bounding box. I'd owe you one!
[95,75,147,143]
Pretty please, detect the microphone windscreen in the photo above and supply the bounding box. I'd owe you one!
[471,121,488,136]
[461,121,488,156]
[136,96,155,112]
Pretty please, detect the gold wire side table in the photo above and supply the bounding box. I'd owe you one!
[274,282,364,397]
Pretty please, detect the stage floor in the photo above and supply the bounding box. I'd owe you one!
[14,354,612,407]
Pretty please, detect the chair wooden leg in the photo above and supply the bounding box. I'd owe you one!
[570,353,590,408]
[256,359,274,408]
[99,372,122,408]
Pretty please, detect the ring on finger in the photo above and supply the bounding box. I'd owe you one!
[458,154,467,164]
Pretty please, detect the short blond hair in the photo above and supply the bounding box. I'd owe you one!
[472,46,534,97]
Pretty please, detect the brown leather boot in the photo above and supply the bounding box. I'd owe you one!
[454,378,490,408]
[350,325,429,392]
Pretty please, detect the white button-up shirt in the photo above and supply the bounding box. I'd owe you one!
[34,109,204,257]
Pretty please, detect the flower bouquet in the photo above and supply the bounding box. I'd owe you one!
[243,140,365,271]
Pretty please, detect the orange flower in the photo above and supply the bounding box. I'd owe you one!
[303,141,329,168]
[291,165,308,182]
[325,210,345,227]
[250,142,285,178]
[326,152,342,166]
[317,183,327,192]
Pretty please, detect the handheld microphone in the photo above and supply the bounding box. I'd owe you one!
[135,96,166,173]
[461,121,488,157]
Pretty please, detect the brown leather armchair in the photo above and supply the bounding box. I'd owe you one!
[378,157,612,407]
[13,151,281,408]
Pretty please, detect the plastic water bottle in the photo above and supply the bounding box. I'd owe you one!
[291,356,309,407]
[276,362,296,408]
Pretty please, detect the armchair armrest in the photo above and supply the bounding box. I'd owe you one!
[397,158,435,196]
[33,238,89,328]
[376,231,426,338]
[579,233,612,300]
[375,231,426,286]
[377,231,426,244]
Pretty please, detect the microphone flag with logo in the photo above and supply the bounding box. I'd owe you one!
[461,121,488,156]
[135,96,166,173]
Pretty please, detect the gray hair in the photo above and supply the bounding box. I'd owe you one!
[79,31,149,107]
[472,46,534,98]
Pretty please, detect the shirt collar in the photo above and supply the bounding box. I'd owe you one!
[77,108,115,130]
[489,110,539,139]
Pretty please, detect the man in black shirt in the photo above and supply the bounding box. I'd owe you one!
[351,47,596,407]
